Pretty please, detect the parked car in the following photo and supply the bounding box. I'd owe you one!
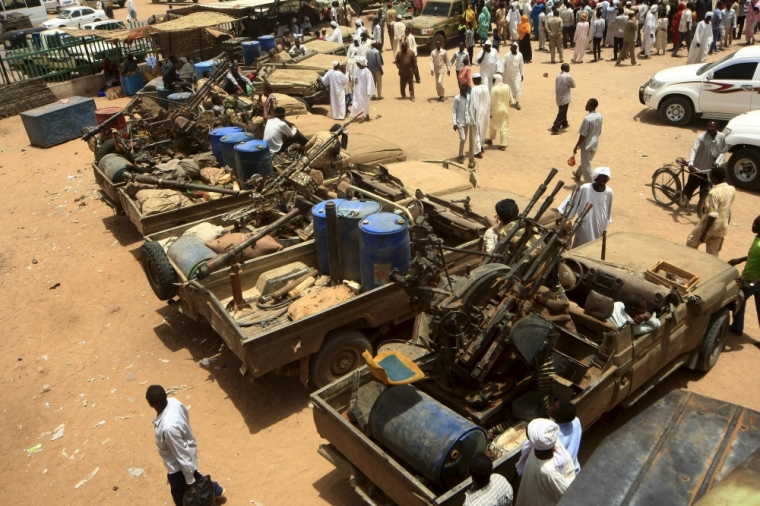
[639,46,760,126]
[41,6,105,28]
[81,20,125,30]
[410,0,465,52]
[2,26,46,49]
[44,0,77,14]
[722,110,760,191]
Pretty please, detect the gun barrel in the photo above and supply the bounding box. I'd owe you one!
[131,174,242,196]
[196,207,303,280]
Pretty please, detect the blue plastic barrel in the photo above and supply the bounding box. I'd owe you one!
[369,385,487,489]
[234,139,273,187]
[210,127,242,164]
[167,235,216,280]
[242,41,261,65]
[312,199,347,276]
[257,35,276,53]
[220,132,254,171]
[168,91,193,110]
[195,60,214,81]
[337,200,382,283]
[358,212,411,292]
[156,85,173,109]
[121,73,144,96]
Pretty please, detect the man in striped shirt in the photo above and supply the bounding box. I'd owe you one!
[464,452,513,505]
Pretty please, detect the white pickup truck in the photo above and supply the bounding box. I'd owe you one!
[639,47,760,126]
[723,110,760,191]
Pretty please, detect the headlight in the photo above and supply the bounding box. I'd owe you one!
[648,79,665,90]
[420,28,432,35]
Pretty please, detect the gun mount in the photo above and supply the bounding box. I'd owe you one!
[390,170,593,425]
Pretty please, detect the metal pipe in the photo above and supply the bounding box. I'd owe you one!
[229,262,250,312]
[196,207,303,280]
[325,201,342,286]
[344,184,415,222]
[129,174,242,196]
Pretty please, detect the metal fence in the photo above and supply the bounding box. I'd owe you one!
[0,23,156,85]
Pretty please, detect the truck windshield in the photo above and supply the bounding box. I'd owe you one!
[696,51,735,75]
[421,2,450,16]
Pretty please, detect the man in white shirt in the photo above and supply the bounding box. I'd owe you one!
[223,64,252,95]
[147,385,224,506]
[551,63,575,133]
[608,294,661,336]
[573,98,603,183]
[430,38,450,101]
[452,84,471,163]
[263,107,308,155]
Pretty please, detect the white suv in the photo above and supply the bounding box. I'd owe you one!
[639,47,760,126]
[723,110,760,191]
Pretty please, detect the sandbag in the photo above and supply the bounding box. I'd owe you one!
[135,189,187,216]
[192,152,220,170]
[183,222,224,243]
[205,233,282,260]
[150,158,201,181]
[287,285,354,321]
[199,167,229,186]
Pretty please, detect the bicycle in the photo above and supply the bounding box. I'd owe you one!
[648,157,710,219]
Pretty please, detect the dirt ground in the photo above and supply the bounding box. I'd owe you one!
[2,5,757,505]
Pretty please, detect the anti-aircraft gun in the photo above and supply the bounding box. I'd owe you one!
[390,169,593,425]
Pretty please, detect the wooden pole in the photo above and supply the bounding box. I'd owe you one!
[601,230,607,260]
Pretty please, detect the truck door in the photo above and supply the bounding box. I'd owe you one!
[450,2,463,36]
[629,306,685,393]
[699,61,758,116]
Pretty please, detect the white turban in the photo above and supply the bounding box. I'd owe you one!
[493,73,503,84]
[512,41,518,47]
[353,34,361,41]
[515,419,569,476]
[705,12,713,19]
[355,18,363,26]
[484,39,492,46]
[397,14,402,19]
[179,56,188,63]
[331,21,338,28]
[332,60,340,67]
[355,56,367,65]
[592,167,611,180]
[473,72,481,79]
[650,5,657,12]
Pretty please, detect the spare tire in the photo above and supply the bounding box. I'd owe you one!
[309,328,371,388]
[94,138,117,163]
[141,241,178,300]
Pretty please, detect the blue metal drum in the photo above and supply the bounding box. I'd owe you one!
[369,385,488,490]
[312,199,347,276]
[195,60,214,81]
[257,35,276,53]
[337,200,382,283]
[358,212,410,292]
[220,132,254,171]
[121,72,144,96]
[155,85,171,109]
[242,41,261,65]
[234,139,273,187]
[167,235,216,280]
[167,91,193,110]
[209,127,242,165]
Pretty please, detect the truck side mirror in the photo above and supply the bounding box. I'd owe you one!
[706,71,714,80]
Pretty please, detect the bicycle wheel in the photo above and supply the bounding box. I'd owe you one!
[651,167,682,207]
[696,192,707,219]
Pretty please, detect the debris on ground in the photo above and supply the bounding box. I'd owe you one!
[74,467,99,489]
[40,384,51,393]
[26,443,43,454]
[92,420,106,429]
[51,424,65,441]
[125,467,144,477]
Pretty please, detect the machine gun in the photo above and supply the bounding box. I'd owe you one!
[390,170,593,424]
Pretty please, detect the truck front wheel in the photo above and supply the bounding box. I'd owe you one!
[727,148,760,191]
[658,96,693,126]
[349,1,362,15]
[310,329,371,388]
[695,309,729,372]
[141,241,178,301]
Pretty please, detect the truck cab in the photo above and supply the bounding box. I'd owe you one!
[411,0,465,52]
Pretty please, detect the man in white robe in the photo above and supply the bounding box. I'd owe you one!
[604,1,618,46]
[557,166,613,248]
[469,73,490,159]
[346,35,366,96]
[508,4,521,40]
[320,62,349,119]
[352,57,376,120]
[501,42,524,109]
[476,40,502,90]
[641,5,657,57]
[327,21,344,43]
[687,13,713,64]
[393,15,407,55]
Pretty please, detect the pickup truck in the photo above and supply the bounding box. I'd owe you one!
[312,231,743,506]
[639,46,760,126]
[410,0,465,52]
[722,109,760,191]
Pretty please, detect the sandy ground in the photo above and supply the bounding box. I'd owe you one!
[1,4,755,505]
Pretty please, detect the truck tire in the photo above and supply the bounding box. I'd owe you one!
[695,309,729,372]
[727,147,760,191]
[94,138,116,162]
[658,96,693,126]
[430,33,446,52]
[310,329,372,388]
[294,96,311,112]
[349,1,362,15]
[141,241,178,301]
